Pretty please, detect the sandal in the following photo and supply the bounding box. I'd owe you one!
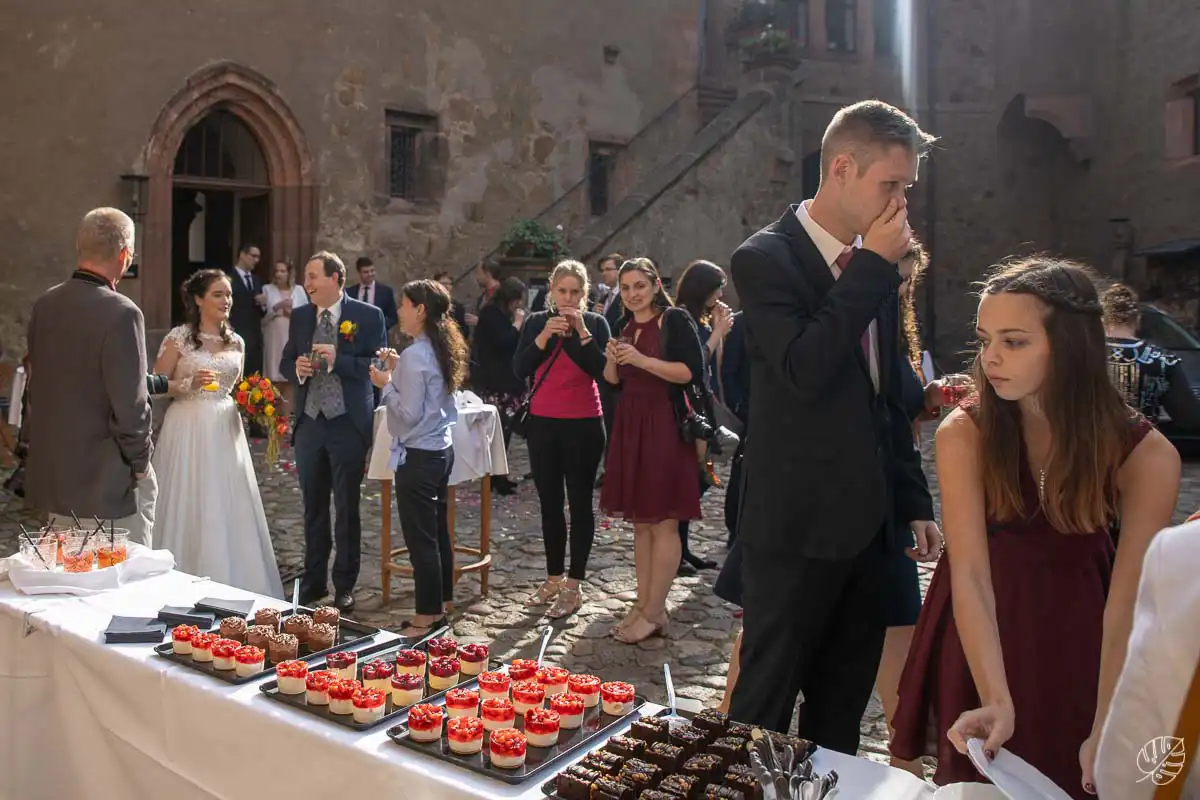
[525,577,564,608]
[547,585,582,619]
[614,614,666,645]
[610,606,644,637]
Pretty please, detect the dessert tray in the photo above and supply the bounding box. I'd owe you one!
[539,708,817,800]
[257,631,496,732]
[387,662,649,786]
[153,604,380,686]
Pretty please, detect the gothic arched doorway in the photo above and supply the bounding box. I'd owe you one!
[139,62,316,338]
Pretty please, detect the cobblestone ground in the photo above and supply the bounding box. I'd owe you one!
[2,422,1198,769]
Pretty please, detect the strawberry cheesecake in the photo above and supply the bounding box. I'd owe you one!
[549,692,586,729]
[457,643,489,676]
[567,674,601,708]
[508,658,538,681]
[427,636,458,658]
[600,681,636,716]
[325,651,358,680]
[352,687,387,724]
[444,688,480,718]
[407,703,445,743]
[211,638,241,671]
[304,670,335,705]
[234,645,266,677]
[171,625,200,655]
[512,680,546,716]
[390,672,425,707]
[275,660,309,694]
[428,656,461,691]
[536,666,570,696]
[190,632,218,663]
[480,697,517,732]
[478,671,512,702]
[394,648,428,677]
[524,707,562,748]
[327,678,361,715]
[447,716,485,755]
[489,728,528,769]
[362,659,396,691]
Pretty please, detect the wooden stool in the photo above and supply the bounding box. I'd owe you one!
[380,475,493,604]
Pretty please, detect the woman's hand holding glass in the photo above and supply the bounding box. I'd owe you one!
[369,348,399,389]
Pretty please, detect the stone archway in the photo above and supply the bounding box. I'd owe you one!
[138,62,316,333]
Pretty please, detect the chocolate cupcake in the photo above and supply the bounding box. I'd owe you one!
[617,759,662,793]
[707,737,748,767]
[556,765,603,800]
[254,608,281,631]
[630,716,670,743]
[312,606,340,628]
[606,735,647,759]
[219,616,247,643]
[267,631,298,663]
[591,778,635,800]
[645,742,685,773]
[246,625,274,650]
[681,754,722,785]
[283,614,313,645]
[658,774,701,800]
[307,622,337,651]
[583,750,625,776]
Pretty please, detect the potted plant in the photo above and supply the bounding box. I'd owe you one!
[739,24,800,67]
[500,219,568,260]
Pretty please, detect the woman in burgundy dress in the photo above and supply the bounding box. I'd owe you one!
[891,258,1180,798]
[600,257,704,645]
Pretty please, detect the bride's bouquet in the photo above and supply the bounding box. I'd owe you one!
[234,373,289,466]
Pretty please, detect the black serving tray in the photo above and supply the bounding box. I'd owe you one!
[388,694,654,785]
[153,606,381,685]
[258,635,498,732]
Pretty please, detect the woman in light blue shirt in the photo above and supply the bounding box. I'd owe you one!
[370,279,469,637]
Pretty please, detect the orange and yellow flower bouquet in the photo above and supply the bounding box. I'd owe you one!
[234,373,289,465]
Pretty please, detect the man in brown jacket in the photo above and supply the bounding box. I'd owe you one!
[26,207,157,545]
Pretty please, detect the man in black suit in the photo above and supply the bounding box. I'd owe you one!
[281,252,388,612]
[227,243,266,376]
[346,256,399,332]
[729,100,941,754]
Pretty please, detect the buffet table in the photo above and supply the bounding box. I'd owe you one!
[0,572,935,800]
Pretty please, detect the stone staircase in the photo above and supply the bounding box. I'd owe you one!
[697,83,739,126]
[569,88,773,263]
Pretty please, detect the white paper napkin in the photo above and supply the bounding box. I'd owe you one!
[1,543,176,596]
[967,739,1074,800]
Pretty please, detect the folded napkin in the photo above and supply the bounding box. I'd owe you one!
[1,543,176,596]
[104,616,168,644]
[158,605,217,629]
[193,597,255,618]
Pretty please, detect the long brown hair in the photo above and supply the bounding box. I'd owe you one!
[971,257,1134,533]
[182,269,235,351]
[402,279,468,393]
[899,238,928,370]
[617,257,673,327]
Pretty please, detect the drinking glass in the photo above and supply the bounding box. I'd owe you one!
[61,533,98,573]
[96,529,131,569]
[19,533,58,570]
[939,374,974,408]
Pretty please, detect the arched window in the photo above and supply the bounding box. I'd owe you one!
[174,109,269,185]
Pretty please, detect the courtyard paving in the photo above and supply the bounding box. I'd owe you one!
[2,422,1198,769]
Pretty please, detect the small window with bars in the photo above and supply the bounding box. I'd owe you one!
[589,143,619,217]
[386,111,439,200]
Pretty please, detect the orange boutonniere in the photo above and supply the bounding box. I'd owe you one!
[339,320,358,342]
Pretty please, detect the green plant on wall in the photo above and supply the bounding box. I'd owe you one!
[740,24,795,60]
[501,219,568,259]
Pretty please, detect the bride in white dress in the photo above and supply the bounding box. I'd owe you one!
[151,269,284,598]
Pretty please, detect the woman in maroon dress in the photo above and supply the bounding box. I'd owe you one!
[600,257,704,645]
[891,258,1180,798]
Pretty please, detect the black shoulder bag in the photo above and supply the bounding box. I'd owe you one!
[511,340,565,438]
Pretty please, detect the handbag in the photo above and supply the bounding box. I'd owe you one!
[661,312,740,461]
[510,339,564,438]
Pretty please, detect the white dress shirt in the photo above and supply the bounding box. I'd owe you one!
[795,200,879,391]
[1095,521,1200,799]
[236,268,256,292]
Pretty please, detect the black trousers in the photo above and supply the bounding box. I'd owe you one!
[295,413,369,597]
[394,446,454,615]
[729,533,888,754]
[724,443,746,540]
[526,415,606,579]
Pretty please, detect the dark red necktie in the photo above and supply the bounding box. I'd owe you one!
[836,248,872,366]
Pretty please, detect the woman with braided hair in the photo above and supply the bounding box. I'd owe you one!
[891,258,1180,797]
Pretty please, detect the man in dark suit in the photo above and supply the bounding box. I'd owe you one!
[346,256,399,332]
[26,208,157,545]
[281,252,387,612]
[227,243,266,376]
[729,100,941,754]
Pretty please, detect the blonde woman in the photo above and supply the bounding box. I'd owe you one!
[262,259,308,409]
[513,261,612,618]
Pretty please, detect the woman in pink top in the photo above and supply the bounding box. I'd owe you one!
[514,261,613,618]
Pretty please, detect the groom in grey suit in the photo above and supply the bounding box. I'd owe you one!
[25,208,157,545]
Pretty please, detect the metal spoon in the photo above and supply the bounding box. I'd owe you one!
[535,625,553,665]
[662,663,688,730]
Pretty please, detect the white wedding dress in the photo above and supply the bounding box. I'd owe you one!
[152,326,284,598]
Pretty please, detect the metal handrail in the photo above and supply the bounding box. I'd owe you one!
[453,82,700,285]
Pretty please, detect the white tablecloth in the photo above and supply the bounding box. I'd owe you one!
[367,400,509,484]
[0,572,934,800]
